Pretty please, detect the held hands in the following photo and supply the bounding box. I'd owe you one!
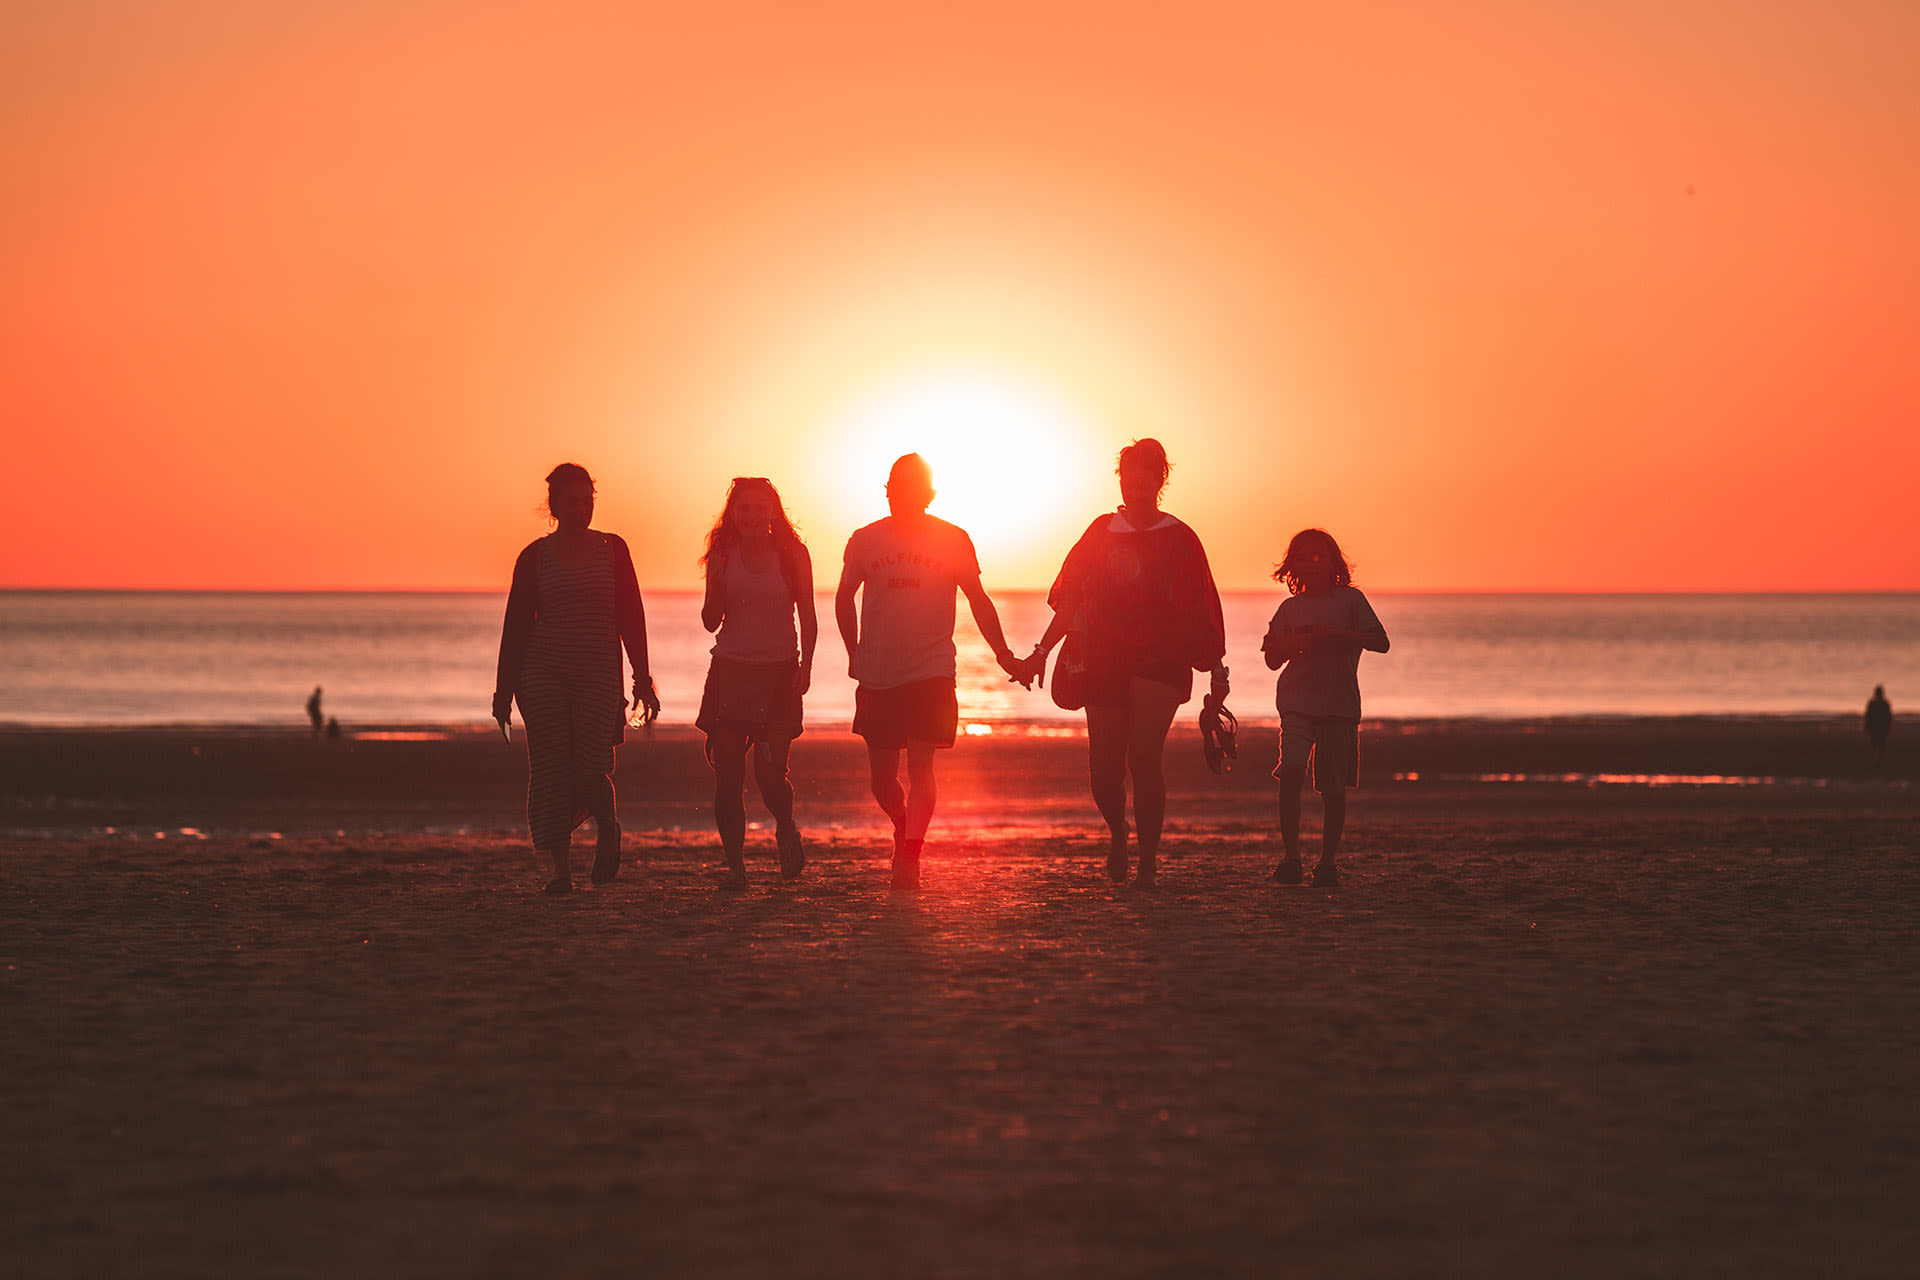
[630,676,661,727]
[998,645,1051,691]
[996,647,1039,691]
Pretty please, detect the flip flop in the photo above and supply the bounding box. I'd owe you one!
[1200,696,1239,775]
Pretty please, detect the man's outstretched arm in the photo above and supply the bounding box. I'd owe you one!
[961,575,1030,685]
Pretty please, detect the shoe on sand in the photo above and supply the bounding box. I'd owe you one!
[777,823,805,879]
[1273,860,1304,885]
[1310,862,1340,888]
[542,876,573,895]
[590,820,621,885]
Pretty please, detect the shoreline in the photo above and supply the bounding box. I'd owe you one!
[0,709,1889,733]
[4,717,1912,840]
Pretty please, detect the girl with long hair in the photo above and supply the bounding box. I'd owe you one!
[696,477,817,887]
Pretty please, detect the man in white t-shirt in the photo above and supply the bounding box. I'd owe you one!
[836,453,1028,890]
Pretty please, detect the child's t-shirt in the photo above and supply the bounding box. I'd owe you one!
[1265,585,1387,720]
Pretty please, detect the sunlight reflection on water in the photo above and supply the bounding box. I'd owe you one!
[1390,771,1909,789]
[5,590,1917,724]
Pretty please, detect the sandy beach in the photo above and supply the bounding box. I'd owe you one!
[4,720,1918,1277]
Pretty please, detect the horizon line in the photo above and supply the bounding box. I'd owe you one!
[5,584,1918,598]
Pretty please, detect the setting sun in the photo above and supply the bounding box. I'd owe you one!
[821,370,1105,570]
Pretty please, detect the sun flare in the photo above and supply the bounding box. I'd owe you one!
[823,370,1104,575]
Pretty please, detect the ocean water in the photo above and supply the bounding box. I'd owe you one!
[0,591,1913,728]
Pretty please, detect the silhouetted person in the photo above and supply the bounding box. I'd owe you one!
[1866,685,1892,755]
[325,716,341,740]
[1026,439,1227,888]
[307,686,324,737]
[1263,529,1389,888]
[697,477,817,888]
[494,463,659,895]
[836,453,1028,890]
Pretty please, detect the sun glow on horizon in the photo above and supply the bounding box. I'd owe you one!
[823,370,1104,578]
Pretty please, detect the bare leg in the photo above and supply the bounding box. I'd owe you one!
[1085,706,1131,881]
[1319,788,1347,873]
[904,743,937,842]
[756,737,803,877]
[581,768,622,885]
[866,745,907,838]
[753,737,796,829]
[521,703,573,889]
[1275,763,1306,882]
[1125,678,1182,883]
[579,770,615,829]
[710,732,749,881]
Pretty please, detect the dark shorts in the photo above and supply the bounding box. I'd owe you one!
[853,677,959,750]
[1274,714,1359,793]
[1083,660,1192,709]
[695,657,804,744]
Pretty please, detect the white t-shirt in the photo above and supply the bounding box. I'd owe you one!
[1266,585,1387,720]
[842,515,980,689]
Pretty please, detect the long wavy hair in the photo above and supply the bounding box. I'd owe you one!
[701,477,805,580]
[1273,528,1353,595]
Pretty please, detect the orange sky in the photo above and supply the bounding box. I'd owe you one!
[4,1,1916,591]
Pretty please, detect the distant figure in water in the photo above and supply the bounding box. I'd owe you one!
[1027,438,1227,888]
[307,686,324,737]
[1263,529,1389,888]
[325,716,341,740]
[836,453,1029,890]
[697,477,817,888]
[1866,685,1892,756]
[494,463,659,895]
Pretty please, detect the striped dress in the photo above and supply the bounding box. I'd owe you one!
[517,535,624,852]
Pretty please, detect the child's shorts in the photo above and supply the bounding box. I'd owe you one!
[1275,714,1359,793]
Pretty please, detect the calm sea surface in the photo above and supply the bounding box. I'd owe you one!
[1,591,1912,727]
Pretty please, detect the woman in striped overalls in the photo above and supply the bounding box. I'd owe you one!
[494,463,659,894]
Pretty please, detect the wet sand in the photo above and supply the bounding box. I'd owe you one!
[4,722,1918,1276]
